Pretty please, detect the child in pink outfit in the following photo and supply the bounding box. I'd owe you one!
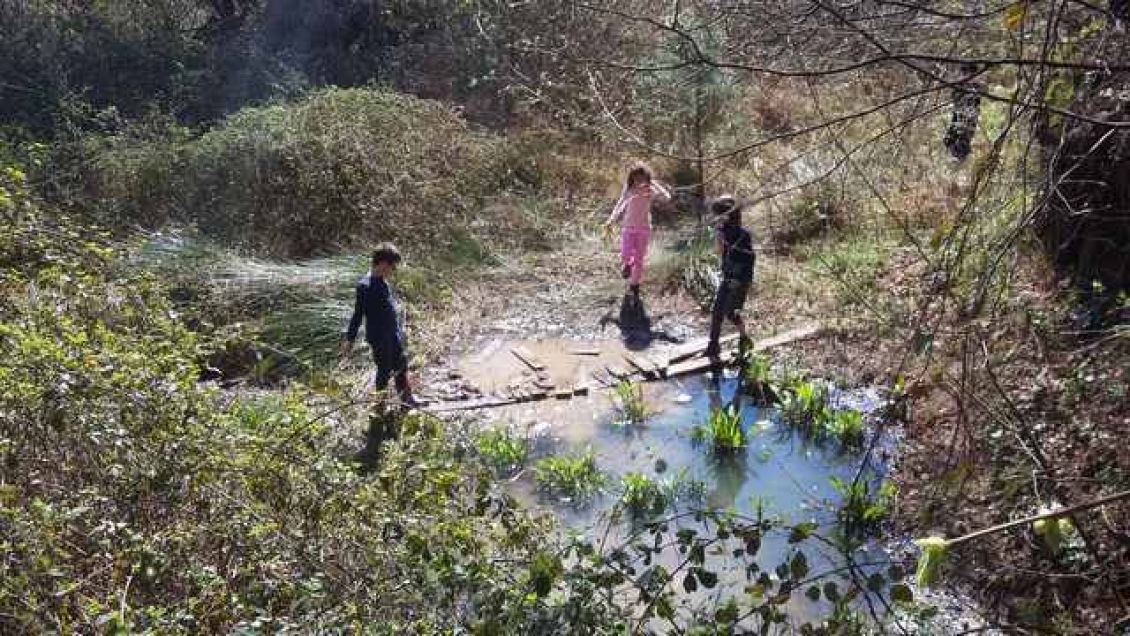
[604,162,671,298]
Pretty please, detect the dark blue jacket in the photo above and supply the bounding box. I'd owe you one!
[345,274,404,352]
[718,224,755,283]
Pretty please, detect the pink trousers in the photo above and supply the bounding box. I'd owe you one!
[620,226,651,285]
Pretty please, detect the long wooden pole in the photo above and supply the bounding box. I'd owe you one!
[945,489,1130,547]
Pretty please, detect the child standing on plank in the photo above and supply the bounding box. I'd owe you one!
[603,162,671,300]
[705,195,755,359]
[340,243,420,410]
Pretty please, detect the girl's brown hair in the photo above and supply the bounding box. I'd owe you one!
[624,161,653,189]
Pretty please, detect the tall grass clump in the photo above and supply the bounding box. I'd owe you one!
[129,232,363,321]
[127,232,456,372]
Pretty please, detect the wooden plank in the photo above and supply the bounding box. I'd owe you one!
[425,396,513,413]
[568,347,602,356]
[510,346,546,371]
[605,364,630,381]
[623,352,661,379]
[665,323,827,377]
[666,334,739,364]
[589,369,615,388]
[651,351,669,378]
[751,323,825,351]
[425,324,829,414]
[666,349,738,377]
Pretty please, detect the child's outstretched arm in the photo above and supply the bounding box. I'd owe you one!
[605,184,629,227]
[650,181,672,200]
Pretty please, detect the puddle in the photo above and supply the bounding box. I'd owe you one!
[476,373,898,627]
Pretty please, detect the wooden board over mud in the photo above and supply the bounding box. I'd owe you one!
[426,323,825,413]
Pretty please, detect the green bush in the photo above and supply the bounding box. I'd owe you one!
[74,88,511,257]
[1,180,618,632]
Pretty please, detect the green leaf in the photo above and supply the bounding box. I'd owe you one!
[745,533,762,556]
[1003,2,1028,29]
[891,583,914,603]
[715,598,739,623]
[683,570,698,593]
[656,595,675,620]
[530,551,562,597]
[823,581,840,602]
[866,572,885,593]
[805,585,821,601]
[790,551,809,580]
[788,522,817,543]
[698,568,719,589]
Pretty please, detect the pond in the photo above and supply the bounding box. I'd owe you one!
[477,369,904,630]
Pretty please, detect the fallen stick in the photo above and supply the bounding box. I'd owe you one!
[945,489,1130,547]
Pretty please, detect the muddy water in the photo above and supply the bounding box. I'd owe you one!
[478,371,893,626]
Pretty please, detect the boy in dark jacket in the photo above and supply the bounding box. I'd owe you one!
[705,196,755,359]
[340,243,419,409]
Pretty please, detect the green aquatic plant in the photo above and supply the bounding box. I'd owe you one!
[612,379,648,424]
[742,351,779,404]
[534,452,607,502]
[666,467,707,503]
[475,426,529,475]
[781,379,832,434]
[831,476,896,536]
[743,351,772,384]
[827,409,866,448]
[693,406,746,454]
[620,472,669,516]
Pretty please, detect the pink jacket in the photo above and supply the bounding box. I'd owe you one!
[607,182,672,229]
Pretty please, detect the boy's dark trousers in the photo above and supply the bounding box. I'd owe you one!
[708,278,749,351]
[372,346,412,403]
